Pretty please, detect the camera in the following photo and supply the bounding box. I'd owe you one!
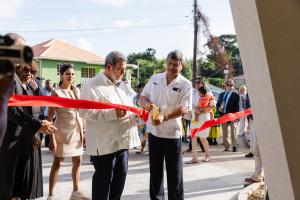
[0,34,33,75]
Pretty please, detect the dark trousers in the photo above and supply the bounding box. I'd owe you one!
[0,152,30,200]
[148,133,184,200]
[91,149,128,200]
[181,119,190,142]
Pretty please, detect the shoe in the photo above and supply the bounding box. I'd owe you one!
[232,147,238,152]
[224,149,230,152]
[185,160,199,164]
[47,196,54,200]
[185,148,192,152]
[245,152,254,158]
[203,156,210,162]
[70,191,90,200]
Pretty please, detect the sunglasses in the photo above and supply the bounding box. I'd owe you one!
[226,84,233,87]
[23,67,38,74]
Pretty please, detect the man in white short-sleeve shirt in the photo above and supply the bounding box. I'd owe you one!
[140,50,192,200]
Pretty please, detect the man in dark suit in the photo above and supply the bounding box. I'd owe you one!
[0,33,56,200]
[217,79,240,152]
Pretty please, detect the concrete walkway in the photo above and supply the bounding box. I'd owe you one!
[40,137,253,200]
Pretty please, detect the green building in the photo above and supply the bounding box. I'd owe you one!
[32,39,104,86]
[32,39,138,86]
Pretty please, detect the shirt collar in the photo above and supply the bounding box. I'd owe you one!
[164,72,181,86]
[100,72,121,87]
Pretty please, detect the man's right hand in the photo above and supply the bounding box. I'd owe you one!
[0,73,15,100]
[39,120,57,135]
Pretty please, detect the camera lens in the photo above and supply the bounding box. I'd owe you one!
[23,46,33,64]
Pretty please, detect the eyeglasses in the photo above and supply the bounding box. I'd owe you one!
[23,67,37,74]
[226,84,233,87]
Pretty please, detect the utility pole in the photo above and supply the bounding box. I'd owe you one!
[193,0,199,79]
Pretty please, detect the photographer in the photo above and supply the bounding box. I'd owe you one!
[0,33,57,200]
[0,63,15,145]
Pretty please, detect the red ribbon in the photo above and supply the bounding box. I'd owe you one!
[191,108,252,138]
[8,95,149,122]
[8,95,252,135]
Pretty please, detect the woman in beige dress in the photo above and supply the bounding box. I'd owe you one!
[47,63,88,200]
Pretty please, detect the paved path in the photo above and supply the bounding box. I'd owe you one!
[40,137,253,200]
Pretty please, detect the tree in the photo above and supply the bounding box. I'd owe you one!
[128,48,165,88]
[206,34,243,77]
[219,34,243,75]
[182,60,193,81]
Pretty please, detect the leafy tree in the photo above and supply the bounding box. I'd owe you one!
[206,77,224,88]
[181,59,193,81]
[199,59,223,78]
[219,34,243,75]
[128,49,193,88]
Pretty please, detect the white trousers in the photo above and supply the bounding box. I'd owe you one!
[249,119,264,181]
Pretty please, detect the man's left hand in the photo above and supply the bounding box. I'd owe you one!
[152,114,164,126]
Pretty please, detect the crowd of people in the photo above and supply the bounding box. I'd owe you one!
[0,33,263,200]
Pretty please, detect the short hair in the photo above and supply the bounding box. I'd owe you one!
[198,86,208,95]
[225,79,234,86]
[16,60,37,72]
[137,83,145,89]
[239,85,246,91]
[105,51,127,68]
[45,79,52,84]
[167,50,183,62]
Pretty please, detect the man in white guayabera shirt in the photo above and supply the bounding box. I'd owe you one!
[140,50,192,200]
[80,51,136,200]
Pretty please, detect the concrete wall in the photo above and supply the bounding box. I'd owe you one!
[230,0,300,199]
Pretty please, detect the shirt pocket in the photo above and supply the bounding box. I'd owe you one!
[169,90,181,105]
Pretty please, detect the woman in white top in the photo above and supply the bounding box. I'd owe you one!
[47,63,88,200]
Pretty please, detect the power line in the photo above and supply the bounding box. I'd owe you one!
[3,15,190,22]
[0,2,192,14]
[8,23,191,33]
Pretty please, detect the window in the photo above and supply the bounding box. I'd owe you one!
[81,67,96,78]
[57,64,60,76]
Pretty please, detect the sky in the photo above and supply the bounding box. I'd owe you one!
[0,0,236,59]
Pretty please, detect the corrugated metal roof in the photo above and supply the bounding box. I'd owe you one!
[32,39,104,65]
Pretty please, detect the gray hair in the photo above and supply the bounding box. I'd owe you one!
[105,51,127,68]
[225,79,234,85]
[167,50,183,62]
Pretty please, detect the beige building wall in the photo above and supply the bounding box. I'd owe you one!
[229,0,300,199]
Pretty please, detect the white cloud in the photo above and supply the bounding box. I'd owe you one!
[70,16,79,27]
[77,37,93,52]
[88,0,129,7]
[138,18,152,26]
[113,18,152,28]
[113,19,133,28]
[0,0,23,18]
